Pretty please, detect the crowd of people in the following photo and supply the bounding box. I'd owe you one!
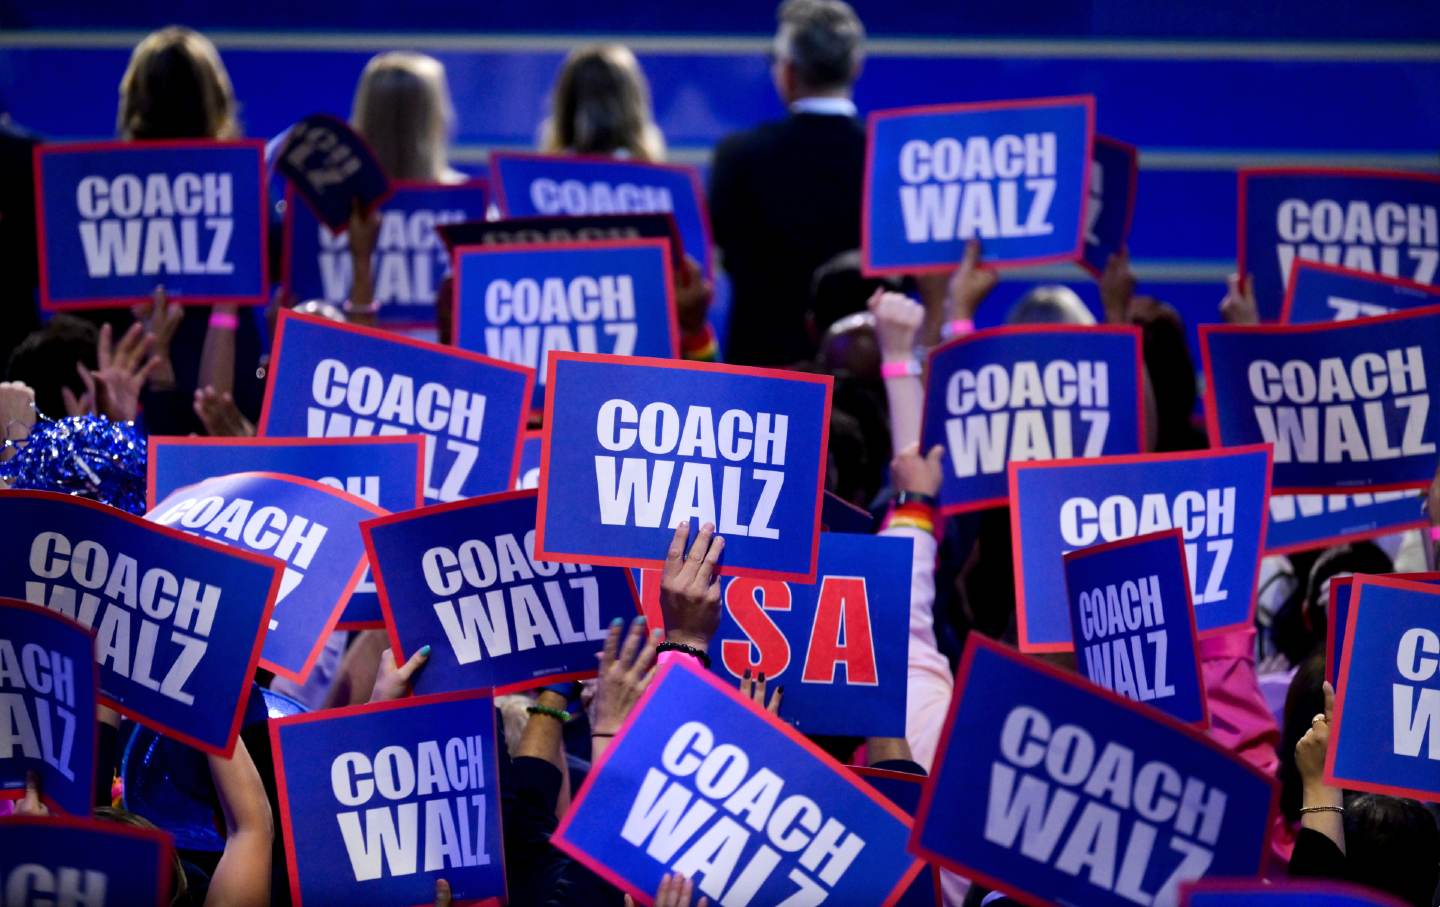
[2,1,1439,905]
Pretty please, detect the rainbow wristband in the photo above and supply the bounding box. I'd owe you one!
[682,324,719,362]
[884,499,938,536]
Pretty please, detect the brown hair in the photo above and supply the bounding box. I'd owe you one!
[540,44,665,162]
[117,27,239,140]
[351,52,461,183]
[94,806,190,903]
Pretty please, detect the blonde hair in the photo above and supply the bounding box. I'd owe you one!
[351,52,461,183]
[540,44,665,162]
[117,26,239,141]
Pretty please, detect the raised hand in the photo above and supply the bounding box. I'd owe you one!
[659,522,724,651]
[193,385,256,437]
[891,441,945,497]
[948,238,999,321]
[1098,247,1137,324]
[590,617,663,736]
[64,322,162,421]
[130,286,185,389]
[867,289,925,362]
[1219,273,1259,325]
[674,255,714,336]
[368,646,431,703]
[739,667,783,716]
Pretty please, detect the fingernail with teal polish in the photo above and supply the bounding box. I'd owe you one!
[611,617,624,628]
[635,616,646,626]
[418,645,431,657]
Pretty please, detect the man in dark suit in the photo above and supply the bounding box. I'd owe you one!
[709,0,867,367]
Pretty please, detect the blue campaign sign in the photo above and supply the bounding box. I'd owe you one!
[922,324,1144,513]
[147,435,425,630]
[516,430,542,490]
[0,490,283,757]
[363,489,641,695]
[1080,135,1139,278]
[553,660,922,905]
[439,212,685,272]
[259,309,533,503]
[862,96,1095,275]
[1328,572,1440,690]
[1010,445,1272,653]
[537,353,833,581]
[821,490,874,534]
[452,239,680,410]
[276,114,390,231]
[148,471,383,685]
[271,690,505,906]
[0,815,174,907]
[34,139,267,310]
[1238,168,1440,323]
[850,766,944,907]
[1183,879,1412,907]
[1282,260,1440,324]
[638,532,913,737]
[913,636,1276,907]
[490,152,713,278]
[0,598,97,816]
[1266,489,1427,555]
[283,181,489,328]
[1200,308,1440,494]
[1063,530,1209,727]
[1326,575,1440,803]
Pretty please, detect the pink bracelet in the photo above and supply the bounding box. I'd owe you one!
[1430,525,1440,542]
[208,311,239,330]
[880,359,921,379]
[940,318,975,341]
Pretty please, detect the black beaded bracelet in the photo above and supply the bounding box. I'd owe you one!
[656,640,711,669]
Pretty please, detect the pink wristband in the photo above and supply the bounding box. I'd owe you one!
[1430,525,1440,542]
[657,649,703,666]
[941,318,975,341]
[880,359,921,379]
[208,311,239,330]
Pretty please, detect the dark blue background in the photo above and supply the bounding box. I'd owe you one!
[1063,532,1206,725]
[365,492,640,694]
[1012,447,1270,649]
[917,639,1273,902]
[148,436,425,627]
[922,326,1142,511]
[866,99,1091,270]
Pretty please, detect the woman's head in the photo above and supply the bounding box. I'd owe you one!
[351,52,458,182]
[541,44,665,161]
[94,806,189,903]
[1344,793,1440,906]
[118,27,238,141]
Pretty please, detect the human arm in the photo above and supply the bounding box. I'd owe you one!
[1098,247,1136,325]
[368,645,432,703]
[63,322,162,422]
[0,381,36,469]
[204,737,273,907]
[914,239,997,348]
[868,289,925,450]
[130,287,185,392]
[675,255,717,362]
[1294,681,1345,853]
[1219,273,1260,325]
[344,202,381,327]
[588,617,663,762]
[193,386,256,437]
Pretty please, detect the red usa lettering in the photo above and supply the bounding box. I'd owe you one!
[718,577,878,686]
[530,179,674,216]
[1247,348,1435,464]
[307,360,484,502]
[421,531,602,662]
[622,720,864,904]
[24,532,217,706]
[329,735,491,880]
[1394,628,1440,760]
[989,706,1223,905]
[1060,491,1235,607]
[945,360,1110,477]
[594,401,786,538]
[897,134,1057,243]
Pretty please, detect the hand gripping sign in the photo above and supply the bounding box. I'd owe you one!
[1182,880,1411,907]
[922,323,1144,513]
[283,180,489,328]
[490,152,714,278]
[913,635,1277,907]
[862,95,1095,276]
[276,113,391,231]
[452,239,680,410]
[0,598,97,816]
[34,139,267,310]
[1282,259,1440,324]
[148,471,384,685]
[0,815,174,907]
[1079,135,1139,278]
[271,690,506,906]
[147,435,426,629]
[363,489,641,695]
[1063,530,1209,727]
[1327,572,1440,690]
[538,352,833,581]
[849,766,945,907]
[1326,575,1440,803]
[0,490,283,756]
[259,309,533,502]
[1200,306,1440,494]
[553,659,923,906]
[637,532,913,737]
[1238,168,1440,323]
[1010,445,1272,653]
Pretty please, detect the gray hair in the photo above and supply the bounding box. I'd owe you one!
[776,0,865,91]
[1007,285,1096,325]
